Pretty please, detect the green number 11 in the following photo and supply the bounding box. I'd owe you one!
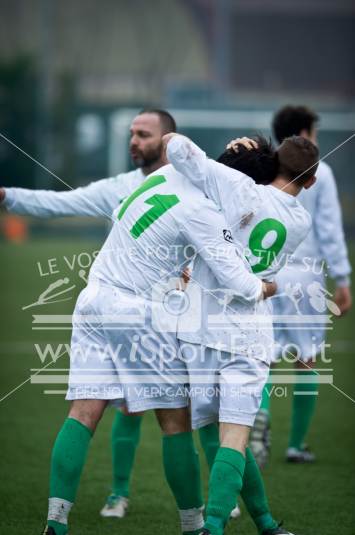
[118,175,180,239]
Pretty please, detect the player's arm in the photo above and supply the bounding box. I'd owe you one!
[165,133,253,213]
[314,166,352,313]
[0,176,126,219]
[181,199,275,304]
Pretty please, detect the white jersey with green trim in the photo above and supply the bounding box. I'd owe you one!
[89,164,262,305]
[167,135,312,359]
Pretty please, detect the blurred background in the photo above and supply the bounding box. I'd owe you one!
[0,0,354,240]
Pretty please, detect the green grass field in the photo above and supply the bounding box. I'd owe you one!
[1,239,355,534]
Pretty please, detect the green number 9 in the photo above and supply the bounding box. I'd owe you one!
[248,218,287,273]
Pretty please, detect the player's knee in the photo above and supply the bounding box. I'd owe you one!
[69,400,107,432]
[155,407,191,435]
[220,422,249,453]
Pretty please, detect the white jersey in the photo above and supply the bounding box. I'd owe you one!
[281,160,351,285]
[3,168,146,220]
[167,135,312,359]
[271,161,351,361]
[90,164,262,305]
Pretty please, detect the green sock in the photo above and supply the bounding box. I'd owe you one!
[162,432,204,534]
[47,418,93,534]
[241,448,278,533]
[289,369,319,449]
[198,423,219,469]
[111,410,143,497]
[205,447,245,535]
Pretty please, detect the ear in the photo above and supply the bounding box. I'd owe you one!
[303,175,317,190]
[299,128,311,140]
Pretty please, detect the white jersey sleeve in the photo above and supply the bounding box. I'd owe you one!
[2,171,144,219]
[167,134,256,219]
[313,163,351,285]
[180,202,263,304]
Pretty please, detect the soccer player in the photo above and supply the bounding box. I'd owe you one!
[39,141,276,534]
[165,132,319,535]
[0,108,182,518]
[1,109,257,521]
[250,105,352,464]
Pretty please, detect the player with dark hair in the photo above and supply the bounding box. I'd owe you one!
[272,105,319,146]
[217,135,278,185]
[139,108,177,136]
[251,105,352,466]
[166,132,318,535]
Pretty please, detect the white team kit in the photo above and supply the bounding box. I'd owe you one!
[4,137,315,429]
[6,140,347,429]
[65,164,263,413]
[167,135,312,427]
[272,161,351,361]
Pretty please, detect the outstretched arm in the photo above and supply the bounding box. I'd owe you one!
[0,175,132,219]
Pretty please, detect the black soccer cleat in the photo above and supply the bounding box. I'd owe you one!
[262,521,295,535]
[199,531,211,535]
[41,527,57,535]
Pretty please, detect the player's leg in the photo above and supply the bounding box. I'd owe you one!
[287,358,318,462]
[240,446,280,534]
[197,422,282,530]
[45,399,108,535]
[186,346,249,534]
[100,405,144,518]
[156,407,205,535]
[44,281,125,534]
[198,428,288,535]
[198,423,241,519]
[249,368,273,468]
[116,317,204,534]
[203,422,249,535]
[198,423,219,470]
[272,267,323,463]
[201,353,295,535]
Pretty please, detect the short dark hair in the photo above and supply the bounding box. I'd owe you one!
[217,135,278,185]
[272,105,319,144]
[138,108,177,135]
[278,136,319,186]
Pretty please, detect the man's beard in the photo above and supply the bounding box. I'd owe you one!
[131,143,162,169]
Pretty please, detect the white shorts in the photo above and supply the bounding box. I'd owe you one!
[272,267,327,363]
[179,343,269,429]
[66,280,189,412]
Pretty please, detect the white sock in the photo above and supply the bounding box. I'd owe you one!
[179,507,204,532]
[48,497,73,525]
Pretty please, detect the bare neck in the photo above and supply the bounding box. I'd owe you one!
[270,175,302,197]
[141,156,167,176]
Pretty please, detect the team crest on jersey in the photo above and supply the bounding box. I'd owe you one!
[223,229,234,243]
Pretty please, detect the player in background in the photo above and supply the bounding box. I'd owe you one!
[166,132,318,535]
[250,105,352,466]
